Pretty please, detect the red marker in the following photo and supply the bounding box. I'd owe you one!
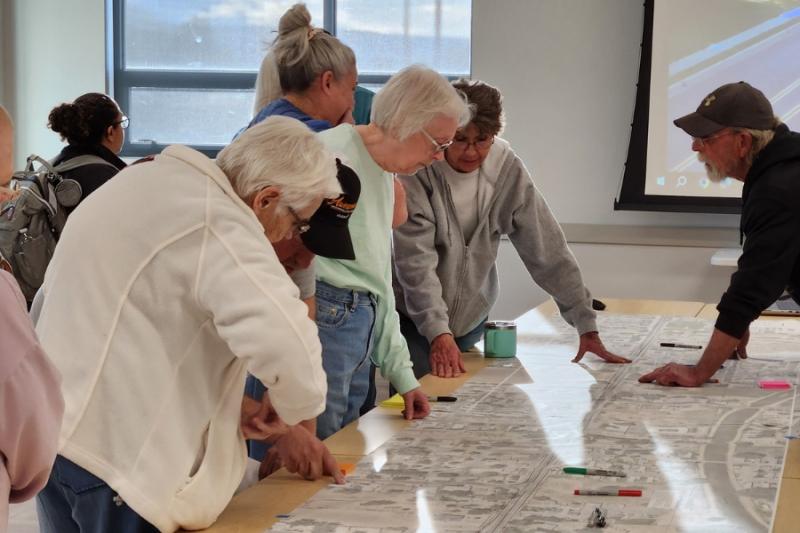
[574,489,642,497]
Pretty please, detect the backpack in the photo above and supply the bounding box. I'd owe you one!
[0,154,117,302]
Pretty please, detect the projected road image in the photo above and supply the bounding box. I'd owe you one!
[648,2,800,197]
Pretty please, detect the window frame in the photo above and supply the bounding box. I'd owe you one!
[109,0,468,158]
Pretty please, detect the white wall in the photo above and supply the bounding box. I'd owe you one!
[493,240,734,320]
[3,0,107,165]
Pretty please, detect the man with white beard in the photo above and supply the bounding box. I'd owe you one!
[639,81,800,387]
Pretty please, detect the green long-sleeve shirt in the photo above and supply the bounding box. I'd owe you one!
[316,124,419,394]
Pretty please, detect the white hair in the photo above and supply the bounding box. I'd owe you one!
[371,65,472,141]
[216,115,340,211]
[252,52,282,116]
[739,122,779,169]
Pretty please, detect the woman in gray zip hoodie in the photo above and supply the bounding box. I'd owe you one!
[393,79,629,379]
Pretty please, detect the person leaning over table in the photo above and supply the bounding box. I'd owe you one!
[0,104,65,531]
[393,79,629,380]
[242,4,361,458]
[246,2,359,321]
[311,65,472,439]
[0,105,16,204]
[33,116,344,533]
[640,81,800,387]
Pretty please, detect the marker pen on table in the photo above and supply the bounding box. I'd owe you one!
[563,467,626,477]
[574,489,642,497]
[660,343,703,349]
[427,396,457,402]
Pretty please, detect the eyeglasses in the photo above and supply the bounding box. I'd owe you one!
[451,136,495,151]
[114,116,130,129]
[692,130,734,148]
[287,206,311,235]
[421,129,454,153]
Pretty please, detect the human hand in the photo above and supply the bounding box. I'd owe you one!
[429,334,465,377]
[401,388,431,420]
[730,328,749,359]
[638,362,718,387]
[240,393,287,441]
[266,424,345,484]
[572,332,631,364]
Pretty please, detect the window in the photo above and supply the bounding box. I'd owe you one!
[110,0,471,157]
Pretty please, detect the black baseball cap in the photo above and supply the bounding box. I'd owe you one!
[674,81,776,138]
[300,159,360,260]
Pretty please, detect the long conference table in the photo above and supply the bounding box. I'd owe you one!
[195,299,800,532]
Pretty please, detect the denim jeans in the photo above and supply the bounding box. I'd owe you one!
[399,313,487,380]
[36,455,159,533]
[315,280,376,440]
[244,374,271,461]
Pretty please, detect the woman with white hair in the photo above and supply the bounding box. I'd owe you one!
[313,64,471,439]
[33,116,344,532]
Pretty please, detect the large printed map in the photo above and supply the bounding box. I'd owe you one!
[270,313,800,532]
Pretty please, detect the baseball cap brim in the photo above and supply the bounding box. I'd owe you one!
[300,161,360,260]
[673,112,726,138]
[301,221,355,259]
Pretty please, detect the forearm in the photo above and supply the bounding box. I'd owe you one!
[303,296,316,320]
[694,328,741,382]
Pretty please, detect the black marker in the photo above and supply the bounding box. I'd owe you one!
[428,396,457,402]
[660,342,702,349]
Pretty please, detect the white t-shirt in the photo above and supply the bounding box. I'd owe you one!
[442,165,481,242]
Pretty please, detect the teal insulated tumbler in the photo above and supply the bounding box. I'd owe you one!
[484,321,517,358]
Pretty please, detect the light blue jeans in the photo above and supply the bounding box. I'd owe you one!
[315,280,376,440]
[36,455,158,533]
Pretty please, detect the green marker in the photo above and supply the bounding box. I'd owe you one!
[563,466,627,477]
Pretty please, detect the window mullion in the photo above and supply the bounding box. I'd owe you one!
[324,0,336,35]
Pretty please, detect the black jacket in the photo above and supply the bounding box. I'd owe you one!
[716,124,800,337]
[51,144,126,216]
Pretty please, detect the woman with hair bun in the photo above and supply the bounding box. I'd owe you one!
[250,3,357,130]
[243,3,359,461]
[47,92,127,215]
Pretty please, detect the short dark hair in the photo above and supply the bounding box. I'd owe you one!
[48,93,120,147]
[451,79,504,137]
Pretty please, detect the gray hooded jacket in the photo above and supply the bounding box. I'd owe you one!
[393,138,597,342]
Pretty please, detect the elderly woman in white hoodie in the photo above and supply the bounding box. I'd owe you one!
[393,79,630,381]
[34,116,344,533]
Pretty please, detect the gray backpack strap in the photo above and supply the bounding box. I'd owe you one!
[53,155,119,173]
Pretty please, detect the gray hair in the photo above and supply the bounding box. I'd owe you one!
[271,3,356,95]
[252,52,282,116]
[372,65,472,141]
[216,115,340,211]
[738,118,780,169]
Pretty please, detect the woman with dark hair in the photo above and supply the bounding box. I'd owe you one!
[393,79,630,380]
[47,92,127,214]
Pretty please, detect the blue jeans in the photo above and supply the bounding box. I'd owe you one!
[399,313,487,380]
[244,374,272,461]
[36,455,158,533]
[315,280,376,440]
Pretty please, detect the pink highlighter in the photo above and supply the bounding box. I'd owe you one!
[759,380,792,390]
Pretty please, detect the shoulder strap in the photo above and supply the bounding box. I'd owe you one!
[53,155,119,173]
